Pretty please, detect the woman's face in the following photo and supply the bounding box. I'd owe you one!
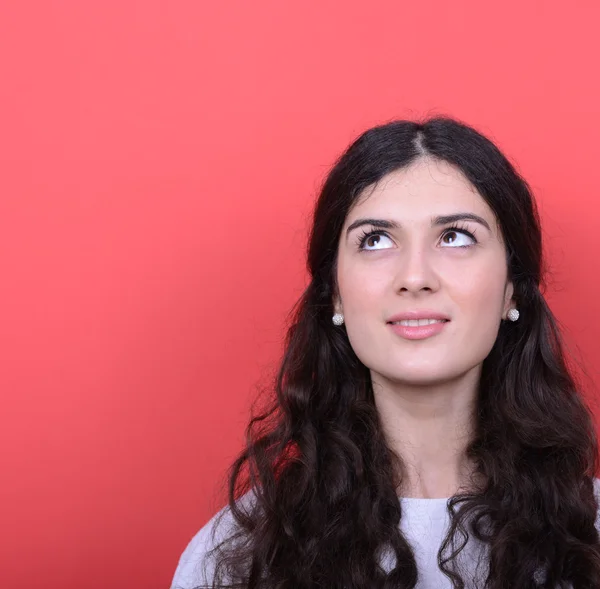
[334,158,515,386]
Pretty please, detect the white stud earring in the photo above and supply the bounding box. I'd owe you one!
[507,308,519,322]
[332,313,344,326]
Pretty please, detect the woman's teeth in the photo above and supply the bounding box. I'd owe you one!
[392,319,447,326]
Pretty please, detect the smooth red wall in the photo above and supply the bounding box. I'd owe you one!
[1,2,599,588]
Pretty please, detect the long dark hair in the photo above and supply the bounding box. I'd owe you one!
[196,117,600,588]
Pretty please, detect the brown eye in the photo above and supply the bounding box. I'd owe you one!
[440,227,477,248]
[358,232,394,251]
[443,231,459,244]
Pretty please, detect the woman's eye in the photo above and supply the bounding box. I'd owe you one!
[358,227,477,251]
[440,229,476,247]
[359,232,394,250]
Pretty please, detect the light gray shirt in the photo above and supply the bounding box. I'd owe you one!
[171,478,600,589]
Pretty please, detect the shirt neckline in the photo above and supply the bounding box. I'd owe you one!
[399,496,450,502]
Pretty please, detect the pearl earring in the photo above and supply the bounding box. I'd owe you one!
[507,308,519,322]
[332,313,344,326]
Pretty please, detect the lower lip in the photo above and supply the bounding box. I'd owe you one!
[388,320,449,340]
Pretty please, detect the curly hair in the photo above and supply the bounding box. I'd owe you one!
[184,117,600,588]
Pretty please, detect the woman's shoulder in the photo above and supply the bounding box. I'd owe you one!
[170,491,256,589]
[170,478,600,588]
[593,476,600,529]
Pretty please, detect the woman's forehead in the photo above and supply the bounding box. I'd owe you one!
[348,160,499,230]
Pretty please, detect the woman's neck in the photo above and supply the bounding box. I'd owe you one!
[370,368,480,499]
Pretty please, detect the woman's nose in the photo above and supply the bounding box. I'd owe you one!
[391,244,440,294]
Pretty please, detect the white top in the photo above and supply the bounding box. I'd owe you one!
[171,478,600,589]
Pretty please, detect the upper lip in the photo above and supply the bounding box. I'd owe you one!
[387,310,450,322]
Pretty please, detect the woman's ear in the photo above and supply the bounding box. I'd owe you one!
[503,281,516,319]
[332,295,343,316]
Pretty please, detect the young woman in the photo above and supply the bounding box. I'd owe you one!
[171,117,600,588]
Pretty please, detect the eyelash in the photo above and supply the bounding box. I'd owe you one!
[356,224,478,251]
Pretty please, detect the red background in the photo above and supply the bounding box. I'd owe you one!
[1,2,599,588]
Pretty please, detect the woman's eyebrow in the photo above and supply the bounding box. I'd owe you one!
[345,213,491,238]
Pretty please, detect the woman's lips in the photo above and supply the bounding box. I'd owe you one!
[387,319,449,340]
